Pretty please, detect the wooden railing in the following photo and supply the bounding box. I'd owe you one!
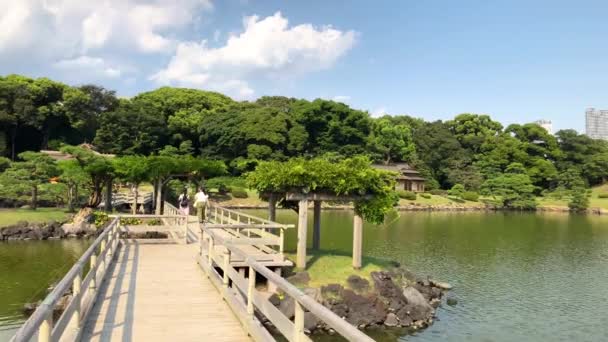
[199,226,375,342]
[208,204,293,255]
[10,218,122,342]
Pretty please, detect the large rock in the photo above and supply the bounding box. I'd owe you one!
[287,271,310,286]
[371,271,407,310]
[278,296,295,319]
[321,283,344,303]
[342,289,387,327]
[347,275,370,292]
[329,303,349,318]
[304,312,320,331]
[402,286,434,321]
[384,313,399,327]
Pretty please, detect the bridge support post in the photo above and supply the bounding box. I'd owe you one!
[297,199,308,269]
[353,213,363,269]
[312,200,321,250]
[247,267,256,316]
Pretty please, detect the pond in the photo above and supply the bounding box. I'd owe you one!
[2,211,608,342]
[0,240,90,341]
[247,210,608,342]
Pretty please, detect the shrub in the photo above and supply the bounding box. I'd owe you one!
[398,190,417,200]
[231,187,249,198]
[569,188,589,212]
[430,189,447,196]
[598,193,608,199]
[448,184,465,198]
[462,191,479,202]
[120,217,143,225]
[420,193,431,199]
[92,211,109,228]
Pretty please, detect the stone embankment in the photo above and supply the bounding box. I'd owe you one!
[0,208,97,241]
[266,267,455,335]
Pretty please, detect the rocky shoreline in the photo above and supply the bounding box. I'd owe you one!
[0,220,98,241]
[265,266,455,335]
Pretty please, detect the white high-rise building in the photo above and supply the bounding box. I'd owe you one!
[586,108,608,140]
[534,119,552,134]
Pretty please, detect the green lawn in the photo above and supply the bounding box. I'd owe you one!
[537,184,608,210]
[0,208,71,227]
[286,250,394,288]
[399,194,485,207]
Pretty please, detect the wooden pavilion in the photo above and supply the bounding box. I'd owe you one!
[265,191,372,270]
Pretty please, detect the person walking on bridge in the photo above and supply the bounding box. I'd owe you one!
[194,187,209,223]
[177,188,190,216]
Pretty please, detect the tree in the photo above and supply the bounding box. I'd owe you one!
[446,113,503,153]
[448,184,465,198]
[413,120,471,188]
[114,156,150,214]
[481,164,536,209]
[94,99,167,154]
[368,117,416,164]
[61,145,114,208]
[0,152,58,209]
[58,159,89,212]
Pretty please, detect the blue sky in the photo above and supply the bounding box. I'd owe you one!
[2,0,608,132]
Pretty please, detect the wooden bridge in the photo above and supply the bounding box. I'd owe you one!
[10,203,374,342]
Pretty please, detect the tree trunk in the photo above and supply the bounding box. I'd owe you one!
[133,185,139,215]
[41,125,50,150]
[67,184,75,212]
[11,126,17,161]
[31,185,38,210]
[155,179,163,215]
[104,178,113,212]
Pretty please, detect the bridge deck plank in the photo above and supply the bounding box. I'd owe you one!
[81,241,251,342]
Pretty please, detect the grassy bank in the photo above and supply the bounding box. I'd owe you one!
[286,250,394,288]
[0,208,70,227]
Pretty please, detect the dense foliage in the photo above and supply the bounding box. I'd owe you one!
[247,157,399,223]
[2,74,608,211]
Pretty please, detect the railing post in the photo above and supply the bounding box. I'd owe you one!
[90,254,97,291]
[38,312,52,342]
[279,228,285,255]
[247,266,255,316]
[222,248,230,290]
[208,237,214,268]
[69,269,82,332]
[294,301,305,342]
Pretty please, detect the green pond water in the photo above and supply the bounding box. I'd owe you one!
[0,240,90,341]
[2,211,608,341]
[247,210,608,342]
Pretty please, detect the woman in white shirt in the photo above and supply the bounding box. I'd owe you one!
[194,187,209,223]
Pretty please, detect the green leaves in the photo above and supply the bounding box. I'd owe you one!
[247,156,398,224]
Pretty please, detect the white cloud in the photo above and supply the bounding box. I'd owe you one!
[0,0,213,60]
[151,12,357,99]
[332,95,351,103]
[53,56,123,78]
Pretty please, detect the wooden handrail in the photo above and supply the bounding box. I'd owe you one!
[202,227,375,342]
[11,218,121,342]
[209,203,293,228]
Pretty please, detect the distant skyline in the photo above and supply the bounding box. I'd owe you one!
[2,0,608,132]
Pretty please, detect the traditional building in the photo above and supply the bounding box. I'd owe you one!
[373,163,426,192]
